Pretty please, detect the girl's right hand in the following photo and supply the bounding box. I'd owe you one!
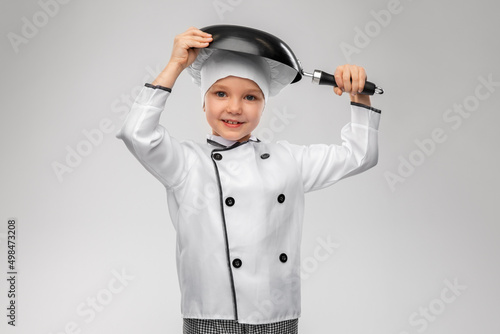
[168,27,213,70]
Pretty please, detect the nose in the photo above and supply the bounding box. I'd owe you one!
[226,97,242,114]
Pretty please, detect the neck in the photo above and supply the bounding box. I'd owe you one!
[212,131,251,143]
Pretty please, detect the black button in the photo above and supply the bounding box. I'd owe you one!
[260,153,270,159]
[225,197,235,206]
[213,153,222,161]
[277,194,285,203]
[279,253,288,263]
[232,258,242,268]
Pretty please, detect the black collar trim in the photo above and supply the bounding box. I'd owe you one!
[206,139,227,148]
[207,137,261,151]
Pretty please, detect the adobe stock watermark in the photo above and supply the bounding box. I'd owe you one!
[384,74,499,191]
[212,0,243,21]
[7,0,74,54]
[47,268,134,334]
[300,235,340,280]
[51,64,162,183]
[247,234,340,322]
[178,159,244,220]
[395,278,467,334]
[340,0,409,62]
[254,106,296,143]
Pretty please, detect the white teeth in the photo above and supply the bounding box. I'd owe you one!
[225,120,240,124]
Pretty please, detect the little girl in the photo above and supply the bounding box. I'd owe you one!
[117,26,381,334]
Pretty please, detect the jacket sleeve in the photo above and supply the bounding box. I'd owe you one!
[116,85,195,188]
[277,103,381,193]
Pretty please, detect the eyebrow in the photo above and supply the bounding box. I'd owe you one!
[210,84,263,95]
[246,89,264,95]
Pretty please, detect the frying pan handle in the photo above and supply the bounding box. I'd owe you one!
[310,70,384,95]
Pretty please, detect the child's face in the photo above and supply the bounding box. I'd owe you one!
[204,76,265,142]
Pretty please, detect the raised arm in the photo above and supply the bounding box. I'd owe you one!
[116,27,212,188]
[279,64,380,193]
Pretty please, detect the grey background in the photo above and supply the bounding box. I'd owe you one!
[1,0,499,333]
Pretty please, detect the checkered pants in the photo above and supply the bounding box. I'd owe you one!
[183,318,299,334]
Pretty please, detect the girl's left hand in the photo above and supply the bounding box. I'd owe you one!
[333,64,370,105]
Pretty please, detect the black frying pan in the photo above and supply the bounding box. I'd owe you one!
[200,24,384,95]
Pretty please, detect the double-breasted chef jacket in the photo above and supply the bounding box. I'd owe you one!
[117,84,381,325]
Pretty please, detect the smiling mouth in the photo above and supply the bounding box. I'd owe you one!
[222,119,244,125]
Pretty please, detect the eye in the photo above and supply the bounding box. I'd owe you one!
[216,91,226,98]
[245,95,256,101]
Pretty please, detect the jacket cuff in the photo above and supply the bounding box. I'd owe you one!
[350,102,381,129]
[144,83,172,92]
[135,83,171,107]
[350,101,381,114]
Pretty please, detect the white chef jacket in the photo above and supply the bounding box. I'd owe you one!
[116,84,381,325]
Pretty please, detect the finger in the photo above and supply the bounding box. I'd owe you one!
[186,26,202,34]
[185,35,213,47]
[180,36,212,49]
[187,26,212,38]
[179,30,211,42]
[199,30,213,38]
[334,65,344,92]
[342,66,352,94]
[358,67,367,93]
[333,87,343,96]
[192,35,213,42]
[350,65,359,95]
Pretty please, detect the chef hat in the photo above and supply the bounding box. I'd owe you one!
[187,48,297,106]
